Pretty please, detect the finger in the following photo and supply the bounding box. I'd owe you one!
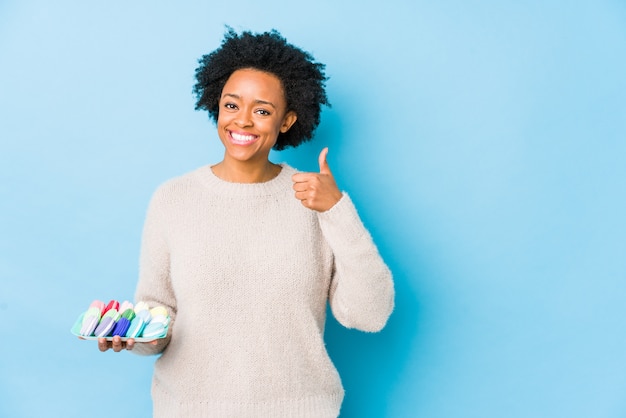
[111,335,124,352]
[292,173,314,183]
[294,190,309,201]
[98,338,109,352]
[318,147,331,175]
[292,182,309,192]
[126,338,135,351]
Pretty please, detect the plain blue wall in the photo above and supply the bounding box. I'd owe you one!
[1,1,625,417]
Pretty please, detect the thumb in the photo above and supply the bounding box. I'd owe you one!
[319,147,331,175]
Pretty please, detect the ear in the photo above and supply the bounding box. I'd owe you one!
[280,110,298,133]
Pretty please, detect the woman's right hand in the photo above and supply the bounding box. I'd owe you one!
[95,336,157,352]
[97,336,135,352]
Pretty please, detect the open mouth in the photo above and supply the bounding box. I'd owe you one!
[229,131,258,145]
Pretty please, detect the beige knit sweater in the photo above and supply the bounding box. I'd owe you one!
[132,164,394,417]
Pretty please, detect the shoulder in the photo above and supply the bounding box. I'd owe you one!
[149,166,211,205]
[278,163,299,176]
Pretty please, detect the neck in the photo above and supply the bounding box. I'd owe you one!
[211,159,282,183]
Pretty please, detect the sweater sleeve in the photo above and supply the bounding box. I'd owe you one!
[131,187,177,356]
[317,193,394,332]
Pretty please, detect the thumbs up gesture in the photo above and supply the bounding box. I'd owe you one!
[292,147,343,212]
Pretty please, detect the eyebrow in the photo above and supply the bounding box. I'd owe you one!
[222,93,276,109]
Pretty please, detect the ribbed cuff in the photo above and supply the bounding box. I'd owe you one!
[317,193,371,249]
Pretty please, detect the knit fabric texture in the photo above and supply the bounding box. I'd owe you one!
[132,164,394,417]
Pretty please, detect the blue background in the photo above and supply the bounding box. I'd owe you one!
[1,1,625,417]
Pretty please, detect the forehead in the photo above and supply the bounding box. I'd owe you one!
[222,68,285,100]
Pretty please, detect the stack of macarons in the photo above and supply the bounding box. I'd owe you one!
[72,299,170,340]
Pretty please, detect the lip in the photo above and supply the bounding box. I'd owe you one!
[228,130,259,146]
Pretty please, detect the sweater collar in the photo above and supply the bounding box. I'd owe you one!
[194,163,296,197]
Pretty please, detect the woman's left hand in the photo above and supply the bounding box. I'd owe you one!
[292,147,343,212]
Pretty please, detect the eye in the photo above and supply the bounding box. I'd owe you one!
[223,102,238,110]
[255,108,271,116]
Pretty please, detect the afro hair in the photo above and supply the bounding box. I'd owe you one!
[193,28,329,150]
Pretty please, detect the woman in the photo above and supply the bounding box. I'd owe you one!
[99,28,394,417]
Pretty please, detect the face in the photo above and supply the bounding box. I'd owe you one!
[217,68,297,165]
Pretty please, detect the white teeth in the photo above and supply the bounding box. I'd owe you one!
[231,132,256,142]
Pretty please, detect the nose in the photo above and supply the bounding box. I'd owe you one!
[235,110,253,127]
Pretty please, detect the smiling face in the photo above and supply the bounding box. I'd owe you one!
[217,68,297,167]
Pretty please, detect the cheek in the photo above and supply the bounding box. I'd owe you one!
[216,112,228,127]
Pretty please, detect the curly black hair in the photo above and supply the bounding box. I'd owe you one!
[193,28,329,150]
